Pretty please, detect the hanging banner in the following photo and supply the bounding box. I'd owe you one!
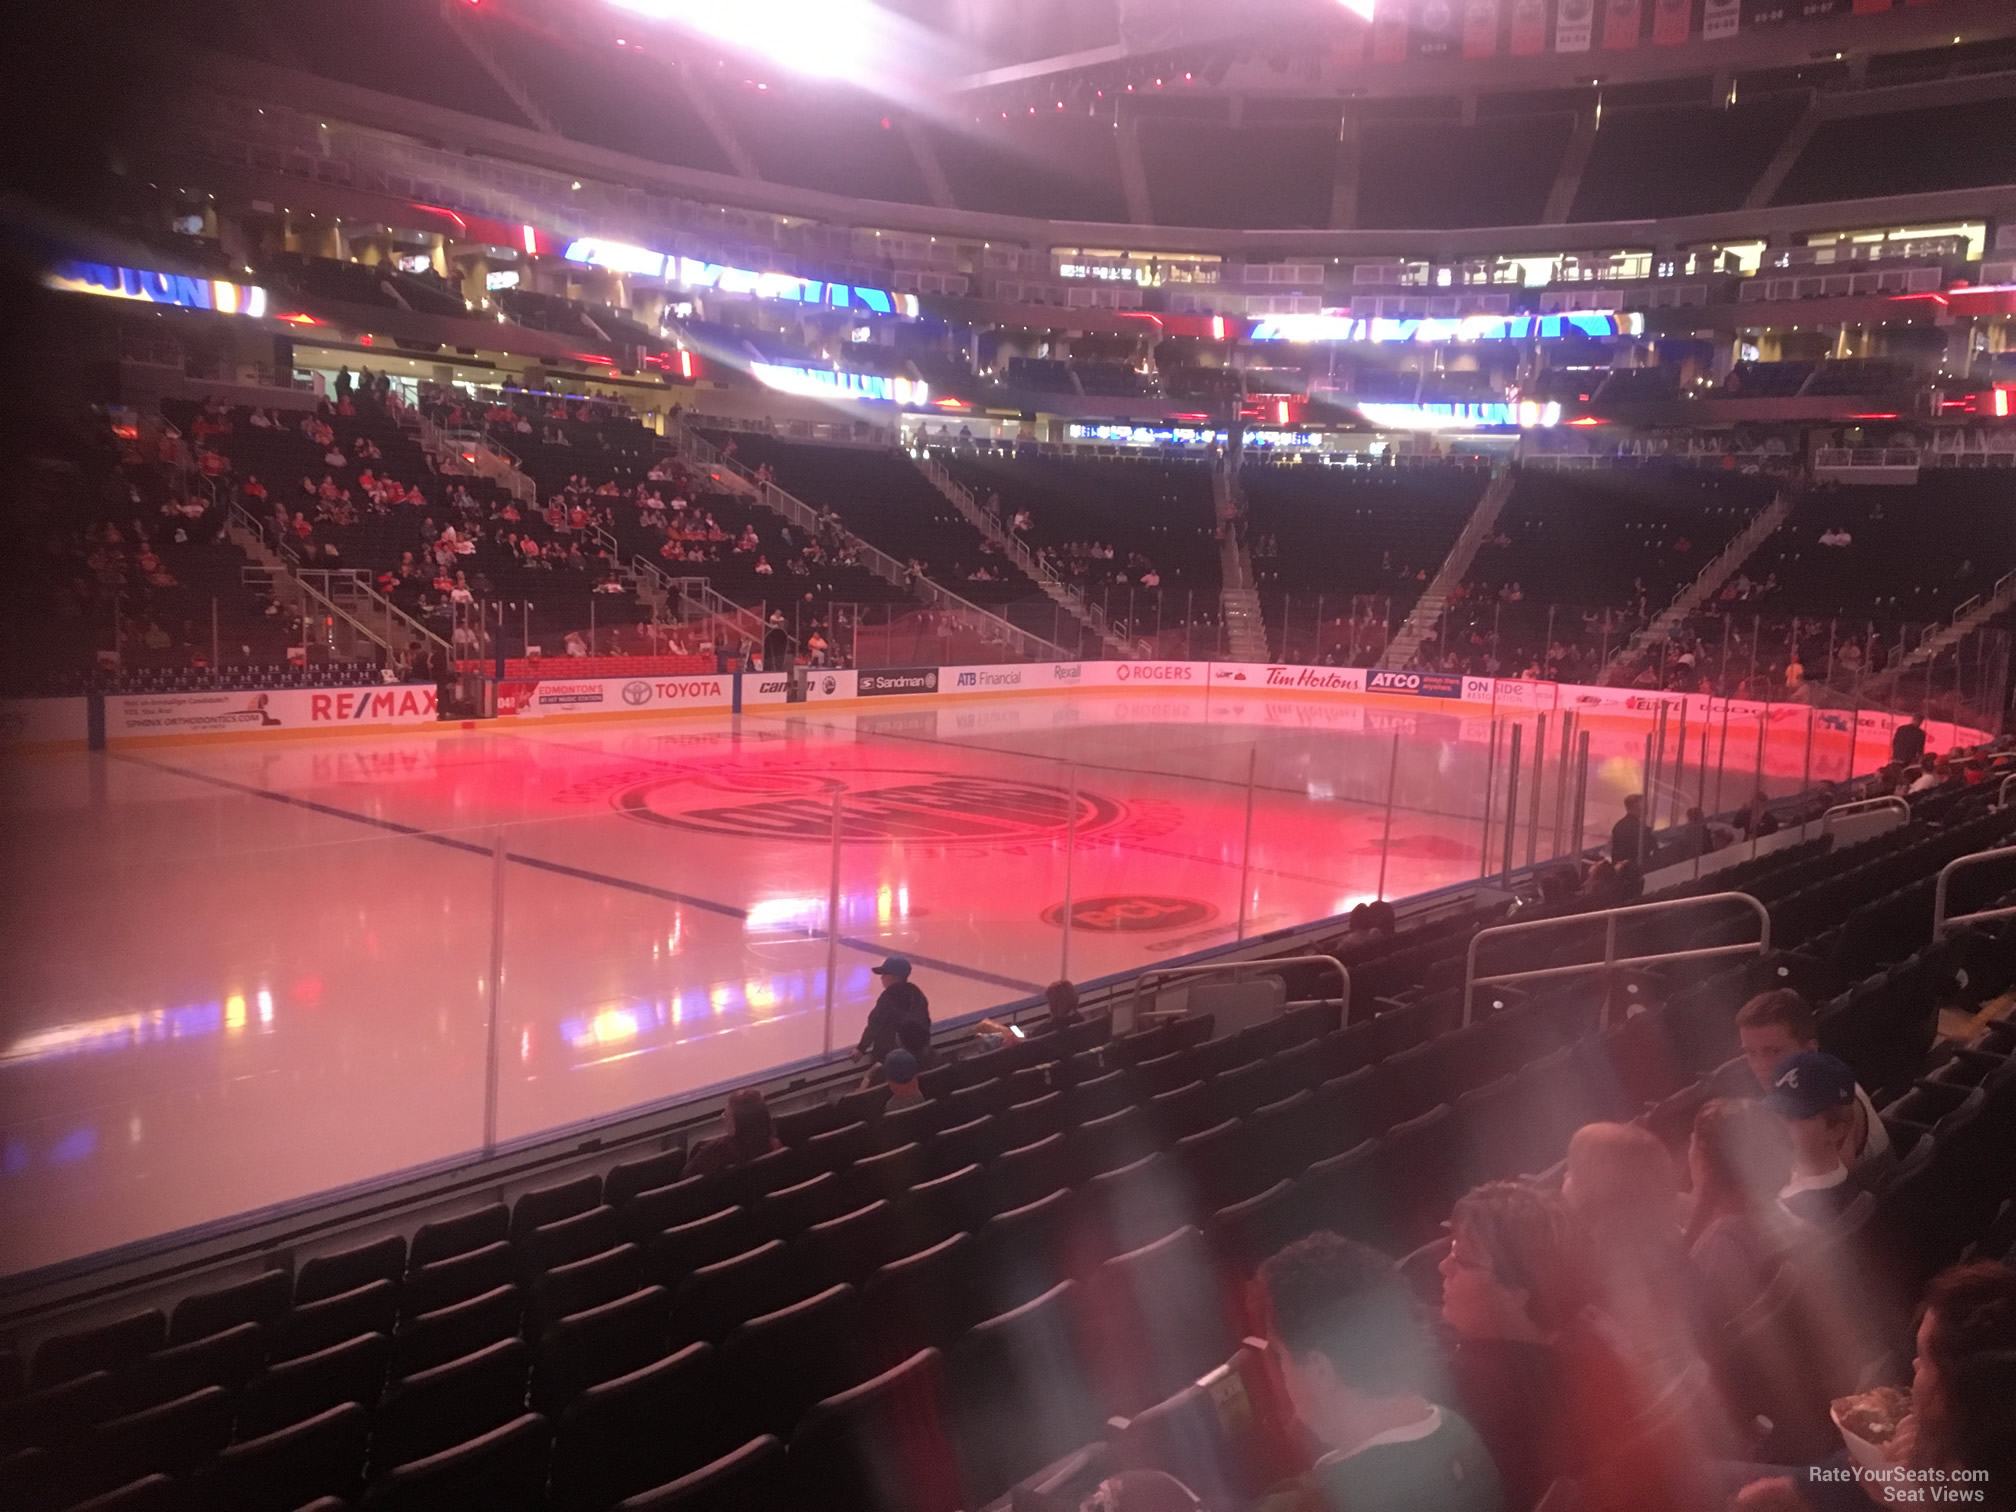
[1742,0,1791,25]
[1414,0,1462,57]
[1603,0,1644,46]
[1373,0,1413,62]
[1797,0,1850,16]
[1703,0,1741,37]
[1556,0,1595,48]
[1653,0,1694,42]
[1463,0,1503,55]
[1510,0,1551,53]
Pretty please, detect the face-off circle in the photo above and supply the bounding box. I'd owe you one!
[1041,896,1219,932]
[616,765,1124,845]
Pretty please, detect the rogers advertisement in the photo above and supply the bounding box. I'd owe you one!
[105,686,441,740]
[1112,662,1197,684]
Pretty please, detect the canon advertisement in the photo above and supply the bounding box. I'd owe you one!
[742,669,859,705]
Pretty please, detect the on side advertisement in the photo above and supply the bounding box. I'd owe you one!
[106,686,441,739]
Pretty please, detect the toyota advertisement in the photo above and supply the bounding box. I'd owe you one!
[496,675,732,718]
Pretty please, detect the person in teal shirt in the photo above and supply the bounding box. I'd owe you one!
[1257,1233,1503,1512]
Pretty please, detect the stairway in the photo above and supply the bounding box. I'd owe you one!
[1221,587,1270,661]
[416,417,536,507]
[1861,567,2016,694]
[911,454,1131,657]
[226,503,449,662]
[1603,486,1800,685]
[673,424,1069,661]
[1212,447,1270,661]
[1380,466,1516,669]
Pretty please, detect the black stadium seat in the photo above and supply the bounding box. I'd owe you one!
[114,1321,266,1415]
[786,1350,964,1512]
[375,1337,533,1470]
[858,1233,985,1375]
[949,1280,1103,1507]
[408,1206,510,1273]
[398,1246,511,1326]
[603,1150,687,1209]
[646,1207,759,1289]
[549,1342,726,1512]
[166,1272,290,1345]
[510,1177,604,1244]
[718,1282,863,1437]
[393,1285,523,1379]
[202,1402,371,1512]
[296,1236,406,1306]
[361,1411,552,1512]
[31,1314,165,1391]
[237,1330,391,1440]
[532,1242,646,1332]
[533,1286,670,1414]
[275,1278,402,1363]
[615,1433,789,1512]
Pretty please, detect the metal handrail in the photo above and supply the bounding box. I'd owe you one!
[1932,845,2016,939]
[1129,955,1350,1029]
[677,424,1069,661]
[1819,795,1910,835]
[1462,892,1770,1024]
[914,455,1128,654]
[1998,773,2016,810]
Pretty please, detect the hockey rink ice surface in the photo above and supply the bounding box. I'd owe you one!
[0,687,1849,1274]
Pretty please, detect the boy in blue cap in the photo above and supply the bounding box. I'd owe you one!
[855,955,930,1067]
[1765,1050,1866,1226]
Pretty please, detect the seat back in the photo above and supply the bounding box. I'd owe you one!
[787,1349,963,1512]
[615,1433,789,1511]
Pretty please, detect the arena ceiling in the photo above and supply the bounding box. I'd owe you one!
[605,0,2016,100]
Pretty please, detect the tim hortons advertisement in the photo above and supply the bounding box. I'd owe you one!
[496,675,732,718]
[1247,665,1369,694]
[105,686,440,739]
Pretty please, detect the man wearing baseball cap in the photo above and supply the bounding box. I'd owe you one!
[1764,1050,1867,1227]
[855,955,931,1069]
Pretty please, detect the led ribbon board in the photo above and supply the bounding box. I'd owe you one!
[46,261,268,317]
[1248,312,1643,343]
[750,362,929,405]
[1065,423,1319,447]
[1355,401,1562,430]
[562,240,919,317]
